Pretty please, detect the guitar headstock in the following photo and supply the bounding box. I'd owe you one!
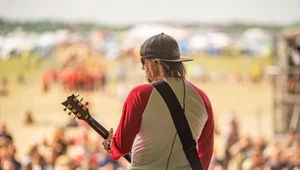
[61,94,91,121]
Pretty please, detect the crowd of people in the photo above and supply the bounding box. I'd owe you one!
[0,119,130,170]
[211,117,300,170]
[42,54,108,93]
[0,114,299,170]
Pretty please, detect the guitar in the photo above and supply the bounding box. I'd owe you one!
[61,93,131,163]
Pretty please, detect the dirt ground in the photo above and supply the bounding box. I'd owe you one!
[0,71,274,163]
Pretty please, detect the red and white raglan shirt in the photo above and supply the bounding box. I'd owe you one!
[110,77,214,170]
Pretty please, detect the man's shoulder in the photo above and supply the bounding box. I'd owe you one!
[186,80,201,91]
[130,83,154,94]
[125,84,154,102]
[187,81,210,97]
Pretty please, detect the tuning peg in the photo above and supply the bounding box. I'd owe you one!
[75,93,80,97]
[63,108,67,111]
[80,98,84,102]
[68,112,72,115]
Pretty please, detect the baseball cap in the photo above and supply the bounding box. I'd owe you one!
[140,33,193,62]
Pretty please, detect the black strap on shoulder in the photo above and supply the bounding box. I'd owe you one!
[152,80,203,170]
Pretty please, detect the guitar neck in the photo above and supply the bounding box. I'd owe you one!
[86,117,109,139]
[85,117,131,163]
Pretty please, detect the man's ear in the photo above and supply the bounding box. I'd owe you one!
[154,60,160,70]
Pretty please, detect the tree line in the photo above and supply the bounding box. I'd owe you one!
[0,18,299,35]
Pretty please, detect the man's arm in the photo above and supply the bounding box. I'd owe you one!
[110,84,153,160]
[197,89,214,170]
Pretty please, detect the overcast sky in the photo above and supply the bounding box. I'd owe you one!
[0,0,300,26]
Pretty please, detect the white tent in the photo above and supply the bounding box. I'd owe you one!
[188,31,231,52]
[238,28,273,57]
[241,28,270,41]
[207,32,231,48]
[37,31,56,47]
[53,29,69,45]
[0,36,20,59]
[188,34,209,52]
[123,23,188,49]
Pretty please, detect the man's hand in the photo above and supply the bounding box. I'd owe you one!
[102,128,114,153]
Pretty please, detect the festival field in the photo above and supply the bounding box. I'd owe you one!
[0,54,274,162]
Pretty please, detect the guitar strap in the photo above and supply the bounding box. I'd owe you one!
[152,80,203,170]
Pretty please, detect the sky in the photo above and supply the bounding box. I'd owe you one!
[0,0,300,26]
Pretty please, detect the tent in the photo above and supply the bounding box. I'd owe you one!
[123,23,188,50]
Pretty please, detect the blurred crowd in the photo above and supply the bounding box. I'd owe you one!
[42,54,108,93]
[0,119,130,170]
[0,113,299,170]
[210,117,300,170]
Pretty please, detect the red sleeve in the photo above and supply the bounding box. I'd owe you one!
[110,84,153,160]
[189,83,214,170]
[198,91,214,170]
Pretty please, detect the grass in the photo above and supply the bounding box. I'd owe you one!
[0,58,41,77]
[0,54,274,78]
[187,55,273,75]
